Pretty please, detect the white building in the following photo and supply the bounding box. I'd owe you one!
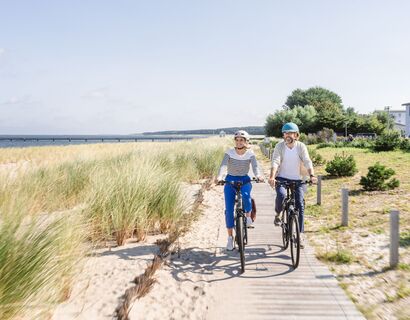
[403,102,410,137]
[383,103,410,137]
[385,106,406,125]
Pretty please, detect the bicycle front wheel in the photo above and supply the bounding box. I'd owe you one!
[290,214,300,269]
[235,215,246,273]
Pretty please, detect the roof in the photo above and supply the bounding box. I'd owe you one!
[402,102,410,106]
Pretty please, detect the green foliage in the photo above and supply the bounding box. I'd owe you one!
[350,138,375,149]
[374,131,402,151]
[285,87,343,110]
[308,148,326,166]
[266,87,391,136]
[265,105,317,137]
[399,138,410,152]
[359,162,399,191]
[317,142,335,149]
[325,153,358,177]
[317,249,353,264]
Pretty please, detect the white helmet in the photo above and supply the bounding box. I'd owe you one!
[234,130,250,141]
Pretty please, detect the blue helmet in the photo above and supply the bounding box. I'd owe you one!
[282,122,299,133]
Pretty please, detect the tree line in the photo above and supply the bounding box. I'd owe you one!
[265,87,393,137]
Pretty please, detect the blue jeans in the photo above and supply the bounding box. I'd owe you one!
[224,175,252,229]
[275,177,305,233]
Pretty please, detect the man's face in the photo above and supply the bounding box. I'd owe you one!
[234,137,246,148]
[283,131,298,143]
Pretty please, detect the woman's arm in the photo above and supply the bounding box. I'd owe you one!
[216,153,229,180]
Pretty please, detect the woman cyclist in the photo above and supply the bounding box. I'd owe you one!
[216,130,264,251]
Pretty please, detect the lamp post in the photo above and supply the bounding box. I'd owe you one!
[344,122,348,139]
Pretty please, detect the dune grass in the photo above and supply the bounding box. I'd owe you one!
[0,207,87,320]
[0,137,228,318]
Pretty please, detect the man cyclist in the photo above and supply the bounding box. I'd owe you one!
[268,123,317,248]
[216,130,264,251]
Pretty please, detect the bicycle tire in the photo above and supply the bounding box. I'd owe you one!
[235,214,246,273]
[281,210,289,249]
[244,216,248,245]
[290,213,300,268]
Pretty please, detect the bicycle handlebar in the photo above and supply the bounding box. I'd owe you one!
[217,177,262,186]
[274,179,313,187]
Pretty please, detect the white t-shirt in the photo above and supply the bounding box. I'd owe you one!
[277,145,300,180]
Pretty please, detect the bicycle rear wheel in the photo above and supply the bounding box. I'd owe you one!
[290,213,300,269]
[235,214,245,273]
[281,210,289,249]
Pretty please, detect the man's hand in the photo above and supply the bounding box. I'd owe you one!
[310,176,318,184]
[256,176,265,182]
[268,177,276,188]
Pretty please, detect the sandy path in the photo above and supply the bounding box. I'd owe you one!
[128,186,225,320]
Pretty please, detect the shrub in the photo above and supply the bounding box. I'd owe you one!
[399,138,410,152]
[373,131,401,151]
[270,140,279,149]
[317,142,335,149]
[325,153,358,177]
[317,127,335,143]
[350,138,375,149]
[308,148,326,166]
[359,162,400,191]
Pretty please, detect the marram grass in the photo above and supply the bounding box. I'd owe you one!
[0,137,229,318]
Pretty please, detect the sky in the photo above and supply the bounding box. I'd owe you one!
[1,0,409,134]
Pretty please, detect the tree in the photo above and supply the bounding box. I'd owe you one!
[265,105,317,137]
[285,87,343,111]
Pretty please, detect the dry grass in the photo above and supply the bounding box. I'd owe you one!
[0,138,228,319]
[256,144,410,319]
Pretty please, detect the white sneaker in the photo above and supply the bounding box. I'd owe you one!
[246,216,254,228]
[226,236,234,251]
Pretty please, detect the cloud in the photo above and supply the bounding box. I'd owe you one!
[82,87,110,100]
[0,95,35,106]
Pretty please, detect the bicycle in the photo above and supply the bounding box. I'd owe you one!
[275,179,311,269]
[218,178,260,273]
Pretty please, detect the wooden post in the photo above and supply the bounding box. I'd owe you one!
[390,210,399,268]
[341,188,348,226]
[317,175,322,205]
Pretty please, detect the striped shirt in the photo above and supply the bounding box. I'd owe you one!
[217,148,261,179]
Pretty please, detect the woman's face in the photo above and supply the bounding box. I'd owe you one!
[235,137,246,149]
[283,131,298,143]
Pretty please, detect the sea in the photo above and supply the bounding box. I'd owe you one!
[0,135,210,149]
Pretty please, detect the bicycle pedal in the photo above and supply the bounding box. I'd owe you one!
[247,225,255,229]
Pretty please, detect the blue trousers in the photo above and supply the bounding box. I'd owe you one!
[275,177,305,233]
[224,175,252,229]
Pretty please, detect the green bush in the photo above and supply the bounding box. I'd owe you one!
[308,148,326,166]
[317,142,335,149]
[325,153,358,177]
[270,140,279,149]
[399,138,410,152]
[359,162,400,191]
[373,131,401,151]
[350,138,375,149]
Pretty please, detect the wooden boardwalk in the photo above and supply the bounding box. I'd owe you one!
[206,182,364,320]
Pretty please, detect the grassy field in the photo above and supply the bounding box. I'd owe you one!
[303,146,410,319]
[0,137,229,319]
[257,144,410,319]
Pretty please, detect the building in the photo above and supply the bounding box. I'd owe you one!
[383,103,410,137]
[403,103,410,137]
[384,106,406,125]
